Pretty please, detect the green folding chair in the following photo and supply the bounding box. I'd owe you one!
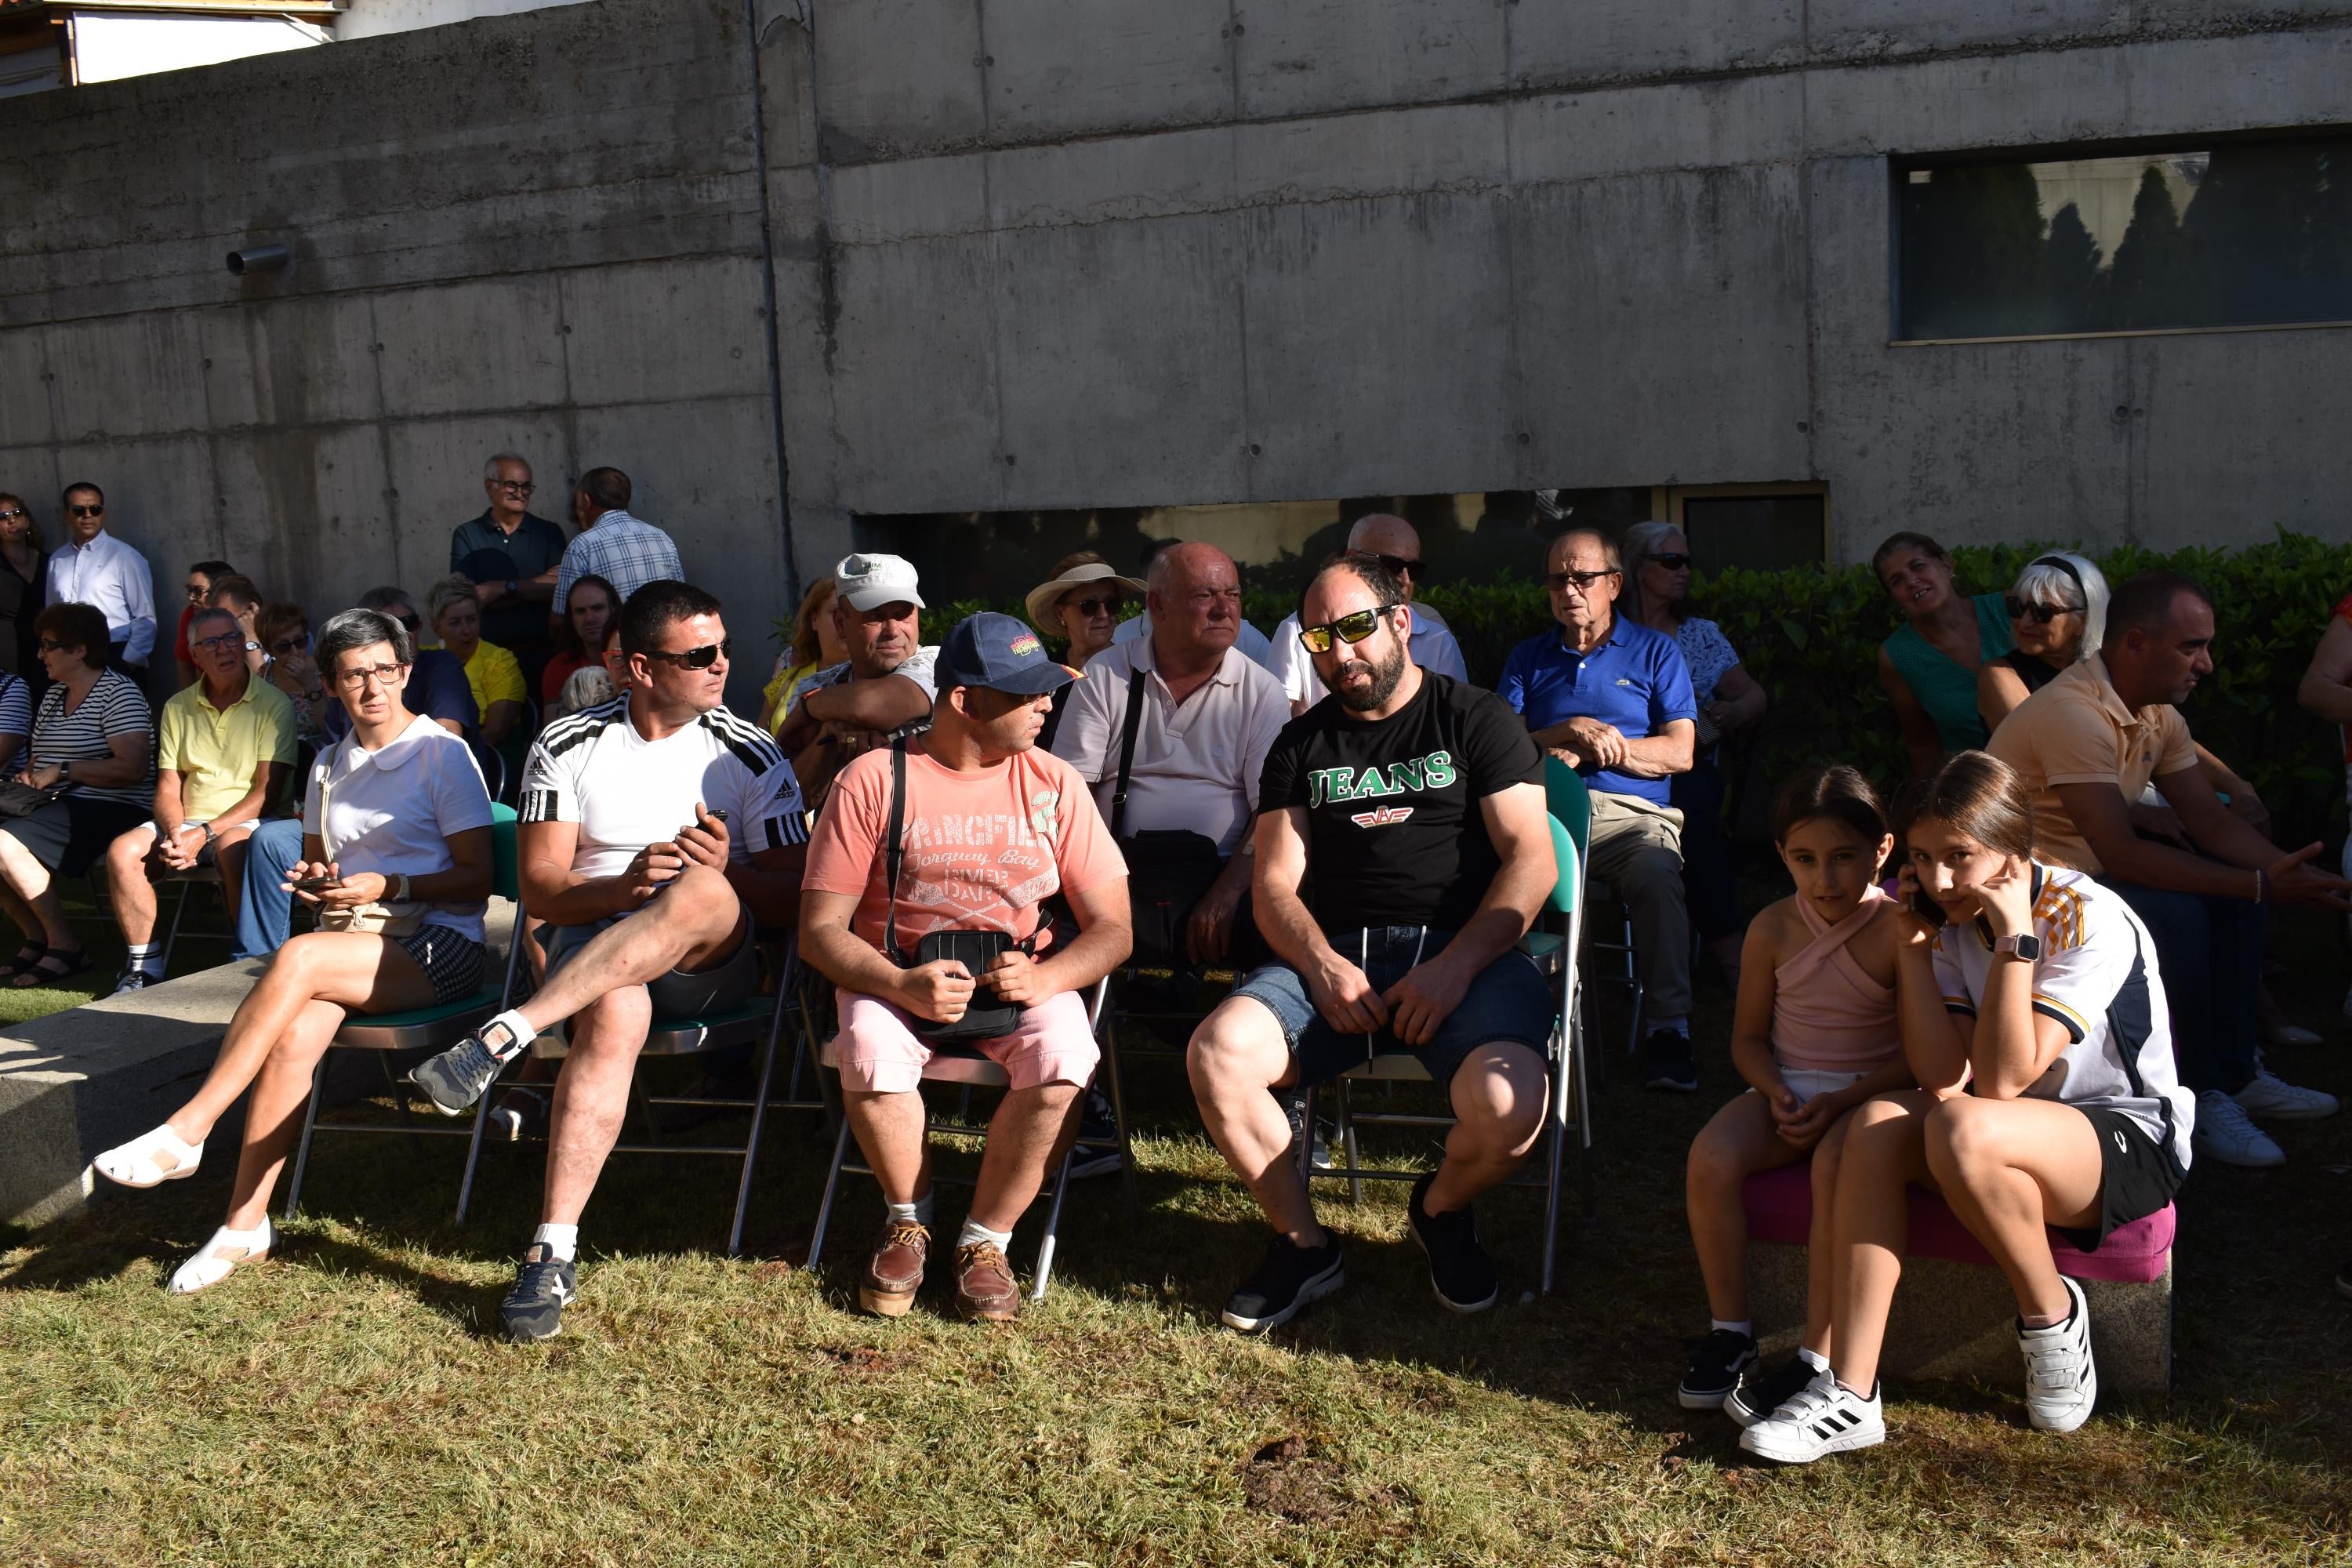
[1544,755,1645,1059]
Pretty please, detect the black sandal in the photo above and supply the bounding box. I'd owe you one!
[11,946,90,989]
[0,942,45,982]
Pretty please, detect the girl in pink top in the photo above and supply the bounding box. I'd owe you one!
[1677,765,1923,1419]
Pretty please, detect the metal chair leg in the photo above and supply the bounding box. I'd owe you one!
[1029,1138,1078,1304]
[726,985,789,1258]
[1297,1084,1319,1180]
[1101,1009,1140,1216]
[159,878,193,976]
[284,1053,329,1220]
[807,1112,855,1271]
[1339,1076,1363,1204]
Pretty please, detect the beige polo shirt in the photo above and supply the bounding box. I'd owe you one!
[1048,634,1290,857]
[1987,655,2197,873]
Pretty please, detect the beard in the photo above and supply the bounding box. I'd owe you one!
[1334,639,1406,712]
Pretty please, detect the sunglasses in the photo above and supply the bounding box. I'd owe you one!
[68,504,103,517]
[185,583,212,601]
[493,480,535,495]
[642,638,731,670]
[1065,594,1123,618]
[269,635,307,656]
[392,613,422,633]
[1298,604,1400,655]
[1545,568,1621,593]
[1649,553,1693,572]
[0,509,25,523]
[37,637,71,654]
[2004,596,2082,624]
[1373,554,1421,578]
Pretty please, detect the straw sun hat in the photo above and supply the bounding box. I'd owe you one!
[1022,561,1148,632]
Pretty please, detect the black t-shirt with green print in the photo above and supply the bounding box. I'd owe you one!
[1258,671,1544,938]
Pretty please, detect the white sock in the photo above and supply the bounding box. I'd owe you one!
[481,1008,536,1062]
[1652,1015,1690,1037]
[1797,1344,1829,1372]
[886,1192,935,1229]
[532,1223,579,1262]
[956,1217,1012,1252]
[127,942,162,977]
[1712,1317,1752,1338]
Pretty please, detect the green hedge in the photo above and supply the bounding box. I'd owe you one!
[910,532,2352,848]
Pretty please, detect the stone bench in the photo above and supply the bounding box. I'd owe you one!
[1743,1163,2174,1394]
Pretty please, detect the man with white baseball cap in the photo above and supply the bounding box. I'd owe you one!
[774,553,938,812]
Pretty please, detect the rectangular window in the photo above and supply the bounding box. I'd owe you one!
[1668,485,1827,572]
[1894,131,2352,342]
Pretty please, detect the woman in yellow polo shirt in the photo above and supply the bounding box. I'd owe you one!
[426,575,526,747]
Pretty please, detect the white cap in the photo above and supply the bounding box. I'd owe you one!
[833,552,925,612]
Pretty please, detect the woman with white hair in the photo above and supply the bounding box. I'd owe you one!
[1976,552,2110,733]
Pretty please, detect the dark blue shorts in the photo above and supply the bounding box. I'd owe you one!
[1232,925,1555,1093]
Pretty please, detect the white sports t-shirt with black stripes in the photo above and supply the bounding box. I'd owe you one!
[30,667,154,806]
[1931,863,2195,1173]
[519,695,808,886]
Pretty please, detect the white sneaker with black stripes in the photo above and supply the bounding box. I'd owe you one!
[2018,1274,2097,1433]
[1737,1377,1885,1464]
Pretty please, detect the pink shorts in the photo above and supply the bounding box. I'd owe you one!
[832,989,1101,1094]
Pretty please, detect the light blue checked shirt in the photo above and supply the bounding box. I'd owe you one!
[554,510,685,611]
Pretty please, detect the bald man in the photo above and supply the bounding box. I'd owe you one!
[1271,517,1468,717]
[1110,541,1280,672]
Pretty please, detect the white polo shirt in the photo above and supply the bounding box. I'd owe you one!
[1269,601,1469,704]
[1049,633,1288,856]
[303,713,497,942]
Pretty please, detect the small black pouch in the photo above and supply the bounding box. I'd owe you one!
[884,739,1031,1044]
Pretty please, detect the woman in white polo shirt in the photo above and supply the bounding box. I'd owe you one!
[1740,750,2191,1465]
[93,607,497,1294]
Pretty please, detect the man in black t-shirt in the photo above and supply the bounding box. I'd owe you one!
[1187,553,1558,1332]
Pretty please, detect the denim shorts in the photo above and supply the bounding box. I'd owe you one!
[1232,925,1555,1093]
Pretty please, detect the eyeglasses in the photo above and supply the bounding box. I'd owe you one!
[67,504,103,517]
[0,509,25,523]
[1298,604,1401,655]
[37,637,71,654]
[391,612,422,633]
[1374,554,1421,578]
[493,480,535,495]
[191,633,243,653]
[1065,595,1123,618]
[1649,553,1693,572]
[2005,596,2083,624]
[1545,568,1621,593]
[333,662,407,690]
[269,635,307,656]
[184,583,212,601]
[641,638,731,670]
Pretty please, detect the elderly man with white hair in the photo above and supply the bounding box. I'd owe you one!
[1269,515,1467,716]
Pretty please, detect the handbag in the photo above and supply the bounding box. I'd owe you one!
[0,780,64,818]
[313,749,427,938]
[1109,669,1226,967]
[881,737,1032,1044]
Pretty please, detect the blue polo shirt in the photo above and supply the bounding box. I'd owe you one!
[1498,615,1697,804]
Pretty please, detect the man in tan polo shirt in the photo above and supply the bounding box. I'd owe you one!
[1989,570,2347,1169]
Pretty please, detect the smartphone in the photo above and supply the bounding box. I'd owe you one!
[1909,887,1947,927]
[681,807,728,837]
[293,876,336,895]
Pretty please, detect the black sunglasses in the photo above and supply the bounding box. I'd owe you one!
[1373,554,1421,578]
[643,638,731,670]
[1649,552,1693,571]
[393,612,422,633]
[1066,594,1123,618]
[68,504,103,517]
[1545,568,1621,592]
[2004,596,2082,624]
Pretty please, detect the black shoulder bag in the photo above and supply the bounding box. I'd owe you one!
[881,735,1032,1044]
[1111,668,1229,968]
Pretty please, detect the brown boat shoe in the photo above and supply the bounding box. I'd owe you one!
[952,1240,1022,1322]
[858,1220,930,1316]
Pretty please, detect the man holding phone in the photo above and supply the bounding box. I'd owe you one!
[405,579,808,1342]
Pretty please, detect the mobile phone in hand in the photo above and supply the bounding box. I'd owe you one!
[294,875,336,895]
[1910,887,1947,927]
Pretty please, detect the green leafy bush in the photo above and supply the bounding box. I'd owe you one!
[917,532,2352,846]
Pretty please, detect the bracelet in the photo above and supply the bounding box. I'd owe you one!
[2254,868,2269,904]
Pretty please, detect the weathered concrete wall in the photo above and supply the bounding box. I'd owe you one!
[779,0,2352,560]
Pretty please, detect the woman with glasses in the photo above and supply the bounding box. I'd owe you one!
[173,559,237,690]
[91,607,496,1294]
[1024,553,1145,750]
[757,574,848,735]
[427,575,526,749]
[1976,553,2110,733]
[0,495,47,690]
[1872,532,2016,778]
[256,601,332,750]
[540,572,619,720]
[1621,521,1769,986]
[0,602,154,988]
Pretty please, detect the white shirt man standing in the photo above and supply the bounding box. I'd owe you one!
[1269,515,1468,715]
[46,481,156,673]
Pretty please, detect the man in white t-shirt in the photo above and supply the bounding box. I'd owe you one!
[407,579,808,1341]
[773,552,938,813]
[1267,516,1468,715]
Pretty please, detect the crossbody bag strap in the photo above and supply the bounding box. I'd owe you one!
[1110,666,1147,841]
[882,734,909,966]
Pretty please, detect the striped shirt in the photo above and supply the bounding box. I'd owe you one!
[0,672,29,739]
[31,668,155,806]
[553,511,684,612]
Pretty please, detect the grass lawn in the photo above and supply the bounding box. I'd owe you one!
[5,906,2350,1565]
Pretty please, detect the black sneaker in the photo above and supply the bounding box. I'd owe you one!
[408,1022,526,1117]
[1676,1327,1759,1410]
[1642,1029,1697,1092]
[1220,1233,1346,1332]
[499,1243,577,1342]
[1407,1171,1499,1313]
[1067,1087,1122,1179]
[1724,1354,1824,1428]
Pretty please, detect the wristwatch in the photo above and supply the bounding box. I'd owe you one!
[1992,932,2042,962]
[390,873,412,902]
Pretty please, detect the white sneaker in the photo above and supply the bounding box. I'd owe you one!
[2233,1069,2339,1121]
[2194,1090,2285,1167]
[2019,1275,2097,1432]
[1737,1377,1885,1464]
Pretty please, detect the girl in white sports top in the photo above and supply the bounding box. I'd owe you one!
[1677,764,1929,1423]
[1740,750,2192,1465]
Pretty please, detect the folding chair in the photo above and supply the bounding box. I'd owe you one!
[806,976,1113,1304]
[1544,757,1644,1058]
[1298,813,1589,1292]
[450,927,812,1256]
[155,864,227,975]
[282,803,524,1218]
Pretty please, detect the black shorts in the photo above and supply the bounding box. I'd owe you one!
[538,913,757,1022]
[0,796,151,877]
[2056,1105,2184,1252]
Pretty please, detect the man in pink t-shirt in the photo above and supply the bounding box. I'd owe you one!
[803,612,1131,1323]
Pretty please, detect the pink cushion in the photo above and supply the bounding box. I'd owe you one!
[1741,1164,2173,1285]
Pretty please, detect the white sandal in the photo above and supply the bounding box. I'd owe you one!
[92,1123,204,1189]
[168,1221,275,1295]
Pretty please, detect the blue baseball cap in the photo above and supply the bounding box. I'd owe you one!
[938,612,1076,697]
